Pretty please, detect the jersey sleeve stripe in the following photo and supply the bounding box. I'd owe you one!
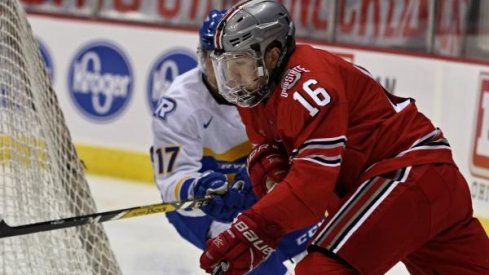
[409,128,441,147]
[397,128,451,157]
[175,177,194,200]
[292,136,347,158]
[397,144,451,157]
[299,136,347,149]
[294,155,342,167]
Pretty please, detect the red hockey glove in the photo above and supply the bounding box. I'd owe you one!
[247,143,289,198]
[200,210,284,274]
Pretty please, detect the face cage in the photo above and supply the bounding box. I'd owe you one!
[211,50,270,107]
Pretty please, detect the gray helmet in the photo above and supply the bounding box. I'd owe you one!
[212,0,295,107]
[215,0,295,57]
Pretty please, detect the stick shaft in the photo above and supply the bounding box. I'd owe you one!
[0,197,210,238]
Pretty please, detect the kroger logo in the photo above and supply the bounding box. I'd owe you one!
[36,38,54,81]
[147,49,197,111]
[68,41,133,121]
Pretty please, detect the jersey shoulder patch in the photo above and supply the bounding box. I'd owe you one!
[154,96,177,120]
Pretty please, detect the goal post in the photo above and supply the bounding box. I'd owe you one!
[0,1,121,274]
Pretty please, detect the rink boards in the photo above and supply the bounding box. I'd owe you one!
[26,14,489,234]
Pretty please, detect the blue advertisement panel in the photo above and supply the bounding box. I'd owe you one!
[147,48,197,112]
[68,41,133,122]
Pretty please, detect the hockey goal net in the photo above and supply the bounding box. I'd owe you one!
[0,1,121,274]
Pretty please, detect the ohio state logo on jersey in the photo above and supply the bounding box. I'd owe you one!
[280,65,310,98]
[471,72,489,179]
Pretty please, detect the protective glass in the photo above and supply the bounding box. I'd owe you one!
[211,50,269,107]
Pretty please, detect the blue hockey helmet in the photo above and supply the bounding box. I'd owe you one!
[199,9,226,51]
[198,9,226,88]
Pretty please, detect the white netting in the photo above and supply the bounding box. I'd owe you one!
[0,1,121,274]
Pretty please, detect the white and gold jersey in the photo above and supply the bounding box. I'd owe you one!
[150,67,251,217]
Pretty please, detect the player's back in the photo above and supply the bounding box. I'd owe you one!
[240,44,453,197]
[313,46,450,193]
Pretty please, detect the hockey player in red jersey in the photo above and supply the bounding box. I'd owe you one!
[199,0,489,274]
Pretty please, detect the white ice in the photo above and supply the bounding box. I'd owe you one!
[87,175,408,275]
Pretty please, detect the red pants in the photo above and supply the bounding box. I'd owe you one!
[296,164,489,275]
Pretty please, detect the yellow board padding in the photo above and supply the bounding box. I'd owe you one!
[479,216,489,236]
[0,135,48,165]
[75,144,154,183]
[75,141,252,184]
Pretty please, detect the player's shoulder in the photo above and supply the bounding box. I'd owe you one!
[277,45,334,100]
[272,45,344,133]
[290,44,342,68]
[153,68,206,124]
[165,68,203,100]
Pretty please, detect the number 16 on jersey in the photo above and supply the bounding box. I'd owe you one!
[293,79,331,117]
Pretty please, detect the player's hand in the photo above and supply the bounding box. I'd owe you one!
[224,167,257,212]
[194,171,229,198]
[247,143,289,198]
[193,170,255,223]
[200,210,283,274]
[193,171,232,222]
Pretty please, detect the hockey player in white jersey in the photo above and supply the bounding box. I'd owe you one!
[150,9,314,274]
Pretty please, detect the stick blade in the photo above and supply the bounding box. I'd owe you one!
[0,218,13,238]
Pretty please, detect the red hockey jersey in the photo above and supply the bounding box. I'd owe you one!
[238,44,455,233]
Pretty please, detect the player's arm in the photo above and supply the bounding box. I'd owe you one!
[151,96,204,207]
[237,108,290,198]
[151,96,255,223]
[200,85,347,272]
[245,143,289,198]
[252,71,348,233]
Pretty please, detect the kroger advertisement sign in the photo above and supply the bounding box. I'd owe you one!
[68,41,133,122]
[147,49,197,112]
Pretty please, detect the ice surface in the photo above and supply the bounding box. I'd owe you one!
[87,175,408,275]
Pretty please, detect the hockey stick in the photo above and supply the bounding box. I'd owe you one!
[0,197,211,239]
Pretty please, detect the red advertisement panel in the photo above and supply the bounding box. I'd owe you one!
[471,73,489,179]
[433,0,471,56]
[21,0,97,16]
[335,0,431,51]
